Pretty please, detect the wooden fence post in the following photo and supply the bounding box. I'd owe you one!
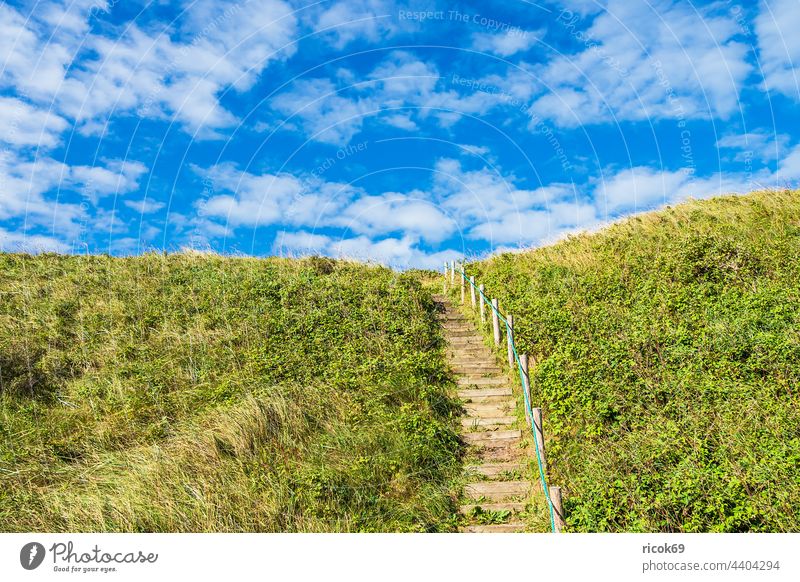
[549,486,565,533]
[460,265,466,304]
[478,284,486,324]
[520,353,532,426]
[450,261,455,285]
[532,407,547,478]
[491,298,501,346]
[506,314,514,367]
[469,276,476,308]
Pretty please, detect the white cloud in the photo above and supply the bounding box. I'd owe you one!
[0,152,148,242]
[71,160,148,201]
[383,113,418,130]
[458,144,490,157]
[0,226,70,253]
[271,78,373,144]
[0,97,69,148]
[273,230,333,254]
[593,162,787,217]
[596,166,690,214]
[527,0,752,127]
[1,0,298,137]
[756,0,800,99]
[310,0,398,49]
[270,51,502,143]
[471,30,540,57]
[0,1,94,103]
[717,130,790,163]
[0,155,85,235]
[331,192,455,243]
[432,158,564,224]
[195,162,360,230]
[777,143,800,181]
[123,199,166,214]
[195,142,800,268]
[274,230,460,269]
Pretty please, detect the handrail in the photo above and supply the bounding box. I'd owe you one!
[453,263,558,533]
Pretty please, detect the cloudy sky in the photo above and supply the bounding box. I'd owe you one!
[1,0,799,267]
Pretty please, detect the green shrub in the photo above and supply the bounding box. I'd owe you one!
[466,190,800,532]
[0,254,461,532]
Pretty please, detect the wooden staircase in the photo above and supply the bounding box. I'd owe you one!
[435,294,535,533]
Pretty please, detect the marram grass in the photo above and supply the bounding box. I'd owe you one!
[465,189,800,532]
[0,254,462,532]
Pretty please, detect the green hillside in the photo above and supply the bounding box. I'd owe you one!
[0,254,461,532]
[465,189,800,532]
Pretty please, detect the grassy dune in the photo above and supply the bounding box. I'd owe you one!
[466,190,800,532]
[0,254,461,532]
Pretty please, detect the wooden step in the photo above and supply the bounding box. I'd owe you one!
[447,349,494,358]
[449,357,496,365]
[452,367,501,374]
[465,435,521,449]
[463,403,514,415]
[460,501,526,513]
[461,416,515,428]
[465,462,524,478]
[463,430,521,444]
[449,360,497,368]
[457,387,512,399]
[474,447,520,462]
[464,480,533,501]
[447,330,483,338]
[463,523,526,533]
[448,352,494,360]
[448,342,490,349]
[457,377,507,386]
[447,336,485,342]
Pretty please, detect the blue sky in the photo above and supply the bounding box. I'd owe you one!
[1,0,799,268]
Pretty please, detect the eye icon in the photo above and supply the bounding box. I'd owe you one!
[20,542,46,570]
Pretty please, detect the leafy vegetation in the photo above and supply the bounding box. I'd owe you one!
[0,253,462,532]
[465,190,800,532]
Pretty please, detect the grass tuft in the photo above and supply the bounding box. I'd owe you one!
[0,253,462,532]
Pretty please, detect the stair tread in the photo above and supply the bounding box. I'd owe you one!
[465,462,524,478]
[457,388,512,398]
[461,416,516,427]
[460,502,527,513]
[463,430,521,442]
[457,378,507,386]
[463,523,526,533]
[466,480,532,491]
[463,404,515,413]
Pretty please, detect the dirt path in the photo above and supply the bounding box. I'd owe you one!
[434,294,537,533]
